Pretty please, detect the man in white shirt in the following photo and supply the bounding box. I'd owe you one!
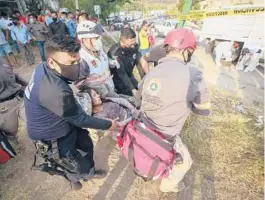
[0,13,18,67]
[214,41,233,67]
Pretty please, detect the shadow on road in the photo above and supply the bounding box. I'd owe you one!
[93,136,137,200]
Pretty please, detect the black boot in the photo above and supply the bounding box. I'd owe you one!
[83,169,107,182]
[93,169,107,179]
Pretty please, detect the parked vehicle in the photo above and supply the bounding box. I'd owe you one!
[199,5,264,63]
[155,19,178,37]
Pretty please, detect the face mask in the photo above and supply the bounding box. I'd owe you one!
[122,45,136,55]
[52,17,57,22]
[29,18,34,24]
[53,59,80,81]
[92,39,103,51]
[13,21,18,26]
[182,49,194,63]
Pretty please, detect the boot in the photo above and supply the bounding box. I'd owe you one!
[93,169,107,179]
[70,181,83,191]
[160,181,186,193]
[83,169,107,182]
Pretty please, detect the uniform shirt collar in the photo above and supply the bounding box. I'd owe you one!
[158,55,197,67]
[158,56,185,65]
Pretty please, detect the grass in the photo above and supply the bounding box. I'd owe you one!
[181,88,264,200]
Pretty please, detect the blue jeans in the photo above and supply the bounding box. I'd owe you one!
[37,41,46,61]
[0,43,12,57]
[140,48,150,56]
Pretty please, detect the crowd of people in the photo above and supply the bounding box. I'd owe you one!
[0,9,103,67]
[0,7,211,194]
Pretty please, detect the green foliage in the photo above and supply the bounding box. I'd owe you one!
[178,0,186,11]
[25,0,41,14]
[60,0,131,20]
[192,0,204,10]
[193,2,201,10]
[60,0,75,10]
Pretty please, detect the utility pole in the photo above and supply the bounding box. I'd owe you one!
[75,0,79,10]
[177,0,192,28]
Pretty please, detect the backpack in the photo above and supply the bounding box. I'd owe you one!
[0,131,16,164]
[117,120,176,181]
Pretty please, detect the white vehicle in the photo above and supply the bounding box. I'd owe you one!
[199,5,264,53]
[155,20,178,37]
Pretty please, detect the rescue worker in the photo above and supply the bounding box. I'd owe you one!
[214,41,233,67]
[137,28,211,193]
[0,59,27,141]
[77,20,114,90]
[107,28,149,97]
[24,35,118,190]
[236,45,261,72]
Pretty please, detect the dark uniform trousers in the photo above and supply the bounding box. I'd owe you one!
[48,127,95,183]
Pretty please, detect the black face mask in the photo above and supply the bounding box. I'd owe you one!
[122,45,137,55]
[52,17,57,22]
[182,49,194,63]
[53,59,80,81]
[124,47,135,55]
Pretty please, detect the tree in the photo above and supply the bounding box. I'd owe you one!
[178,0,186,11]
[60,0,132,20]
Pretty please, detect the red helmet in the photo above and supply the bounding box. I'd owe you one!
[164,28,197,49]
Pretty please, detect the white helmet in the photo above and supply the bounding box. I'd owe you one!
[77,20,99,39]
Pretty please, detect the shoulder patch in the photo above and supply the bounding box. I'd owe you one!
[146,78,162,95]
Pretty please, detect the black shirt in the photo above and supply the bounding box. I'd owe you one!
[108,43,142,96]
[48,21,68,36]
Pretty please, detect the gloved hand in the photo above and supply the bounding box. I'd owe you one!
[109,57,120,69]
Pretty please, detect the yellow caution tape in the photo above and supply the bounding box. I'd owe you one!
[177,7,265,20]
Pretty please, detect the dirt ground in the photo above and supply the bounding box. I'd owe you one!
[0,45,263,200]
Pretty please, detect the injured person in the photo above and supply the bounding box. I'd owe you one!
[76,86,139,126]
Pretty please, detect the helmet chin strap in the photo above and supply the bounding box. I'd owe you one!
[182,48,193,64]
[81,39,98,56]
[90,39,97,52]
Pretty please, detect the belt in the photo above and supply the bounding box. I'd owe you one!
[0,91,20,104]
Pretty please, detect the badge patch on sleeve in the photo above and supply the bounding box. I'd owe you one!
[146,78,162,95]
[143,78,163,107]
